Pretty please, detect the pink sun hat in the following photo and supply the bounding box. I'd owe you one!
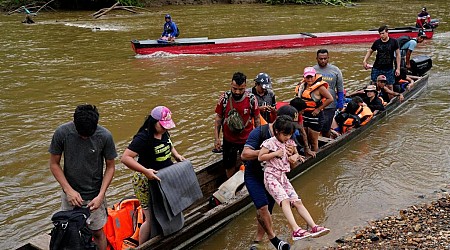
[151,106,175,129]
[303,67,316,77]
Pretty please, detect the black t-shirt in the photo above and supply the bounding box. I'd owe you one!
[127,130,173,170]
[372,38,399,70]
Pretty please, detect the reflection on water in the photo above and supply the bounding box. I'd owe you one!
[1,1,450,249]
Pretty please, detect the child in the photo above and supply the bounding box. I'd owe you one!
[258,115,330,241]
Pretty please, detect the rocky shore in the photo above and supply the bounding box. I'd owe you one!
[327,193,450,249]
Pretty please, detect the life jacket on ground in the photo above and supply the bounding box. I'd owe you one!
[295,75,329,112]
[104,198,144,250]
[342,106,373,133]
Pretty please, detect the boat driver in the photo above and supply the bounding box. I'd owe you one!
[160,14,179,42]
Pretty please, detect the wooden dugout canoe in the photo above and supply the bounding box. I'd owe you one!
[19,73,430,250]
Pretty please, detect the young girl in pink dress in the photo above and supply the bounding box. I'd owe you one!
[258,115,330,241]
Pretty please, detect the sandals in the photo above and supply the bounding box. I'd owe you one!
[292,228,311,241]
[309,225,330,238]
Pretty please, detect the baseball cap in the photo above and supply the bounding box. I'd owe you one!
[165,14,171,19]
[422,7,426,11]
[254,73,272,89]
[151,106,175,129]
[303,67,316,77]
[418,30,427,38]
[377,75,387,81]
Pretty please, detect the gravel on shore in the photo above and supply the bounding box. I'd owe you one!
[327,193,450,249]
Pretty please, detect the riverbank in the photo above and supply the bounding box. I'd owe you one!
[327,192,450,249]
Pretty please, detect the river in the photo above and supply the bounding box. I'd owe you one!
[0,0,449,249]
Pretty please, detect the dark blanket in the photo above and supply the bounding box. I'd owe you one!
[149,160,203,237]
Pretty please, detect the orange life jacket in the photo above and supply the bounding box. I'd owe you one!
[342,106,373,133]
[295,75,329,112]
[104,198,144,250]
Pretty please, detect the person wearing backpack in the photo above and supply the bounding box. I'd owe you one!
[241,105,309,250]
[397,30,428,70]
[214,72,260,179]
[49,104,118,250]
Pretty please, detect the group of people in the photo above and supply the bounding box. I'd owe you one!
[49,104,185,248]
[48,18,429,250]
[212,23,428,250]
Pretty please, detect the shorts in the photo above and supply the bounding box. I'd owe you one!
[222,139,244,170]
[303,111,325,132]
[61,192,107,231]
[132,172,150,209]
[321,108,336,133]
[244,168,275,213]
[264,172,300,206]
[371,68,395,85]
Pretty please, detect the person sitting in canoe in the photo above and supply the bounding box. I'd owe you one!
[416,7,431,29]
[362,84,385,115]
[333,97,373,134]
[160,14,179,42]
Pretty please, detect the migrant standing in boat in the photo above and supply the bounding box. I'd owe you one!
[248,72,277,124]
[160,14,179,42]
[49,104,117,250]
[362,85,385,115]
[397,30,428,70]
[375,75,404,103]
[214,72,260,179]
[416,7,432,29]
[121,106,185,245]
[241,105,303,250]
[259,115,330,241]
[363,25,401,100]
[313,49,345,138]
[296,67,333,152]
[289,97,316,157]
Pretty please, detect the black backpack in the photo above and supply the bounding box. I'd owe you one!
[49,207,96,250]
[396,36,412,49]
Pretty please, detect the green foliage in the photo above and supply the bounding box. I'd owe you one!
[118,0,143,7]
[265,0,354,6]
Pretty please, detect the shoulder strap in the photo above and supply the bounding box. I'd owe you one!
[222,91,232,118]
[258,124,270,148]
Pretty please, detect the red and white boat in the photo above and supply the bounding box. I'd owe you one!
[131,26,435,55]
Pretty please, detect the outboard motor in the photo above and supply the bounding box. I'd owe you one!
[409,55,432,76]
[429,19,439,29]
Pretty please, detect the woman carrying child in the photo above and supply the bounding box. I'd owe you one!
[258,115,330,241]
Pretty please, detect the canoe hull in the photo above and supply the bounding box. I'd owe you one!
[18,75,429,250]
[137,74,430,249]
[131,28,434,55]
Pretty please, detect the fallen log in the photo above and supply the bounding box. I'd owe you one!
[93,1,120,19]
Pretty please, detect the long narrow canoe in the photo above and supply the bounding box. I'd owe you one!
[137,74,430,250]
[19,73,430,250]
[131,27,434,55]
